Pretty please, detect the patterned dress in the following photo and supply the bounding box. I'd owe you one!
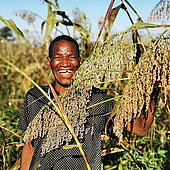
[18,85,115,170]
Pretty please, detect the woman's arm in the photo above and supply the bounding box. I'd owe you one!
[127,100,155,136]
[20,137,34,170]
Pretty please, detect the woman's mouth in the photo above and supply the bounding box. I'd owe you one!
[58,70,73,76]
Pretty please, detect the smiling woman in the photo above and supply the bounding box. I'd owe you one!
[47,36,82,95]
[19,35,117,170]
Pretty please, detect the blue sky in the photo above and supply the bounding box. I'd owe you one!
[0,0,161,41]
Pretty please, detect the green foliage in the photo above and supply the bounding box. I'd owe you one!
[0,29,169,170]
[0,26,13,40]
[0,39,49,169]
[0,1,169,169]
[102,107,170,170]
[0,16,29,44]
[0,104,23,169]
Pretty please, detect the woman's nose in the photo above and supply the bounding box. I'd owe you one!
[61,58,70,67]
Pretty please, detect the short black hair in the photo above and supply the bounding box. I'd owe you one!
[49,35,80,59]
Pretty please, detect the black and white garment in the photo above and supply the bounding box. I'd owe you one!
[18,85,116,170]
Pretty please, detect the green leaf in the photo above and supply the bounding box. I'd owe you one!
[118,163,123,170]
[133,22,158,27]
[0,16,29,44]
[33,157,42,170]
[111,97,122,117]
[158,150,167,155]
[142,136,151,141]
[126,22,159,32]
[63,144,80,149]
[43,4,57,44]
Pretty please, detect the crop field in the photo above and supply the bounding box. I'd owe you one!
[0,0,169,169]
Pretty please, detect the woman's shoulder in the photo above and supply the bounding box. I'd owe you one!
[25,85,49,97]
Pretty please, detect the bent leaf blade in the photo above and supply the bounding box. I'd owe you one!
[0,16,29,44]
[43,4,57,44]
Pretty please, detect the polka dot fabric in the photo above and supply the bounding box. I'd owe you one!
[18,86,116,170]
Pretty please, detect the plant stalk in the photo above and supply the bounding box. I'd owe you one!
[1,54,91,168]
[0,124,23,140]
[30,49,91,170]
[94,0,115,50]
[0,128,6,170]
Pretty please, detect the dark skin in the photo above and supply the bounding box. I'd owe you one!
[47,40,82,94]
[20,40,154,169]
[20,137,34,170]
[127,100,155,136]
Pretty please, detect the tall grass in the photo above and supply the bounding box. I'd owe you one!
[0,0,170,169]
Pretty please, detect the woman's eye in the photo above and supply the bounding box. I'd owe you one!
[70,55,76,59]
[53,56,60,59]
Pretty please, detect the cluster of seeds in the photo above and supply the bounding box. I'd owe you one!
[147,0,170,23]
[24,34,136,155]
[24,34,169,156]
[13,11,36,24]
[24,87,91,156]
[113,39,169,141]
[72,36,135,89]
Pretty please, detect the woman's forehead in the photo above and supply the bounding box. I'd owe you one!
[52,40,78,55]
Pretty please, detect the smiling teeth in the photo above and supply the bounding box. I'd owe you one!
[59,70,72,73]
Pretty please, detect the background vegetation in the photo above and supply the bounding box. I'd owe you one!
[0,0,169,169]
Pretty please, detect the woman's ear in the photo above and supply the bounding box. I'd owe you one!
[47,57,51,68]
